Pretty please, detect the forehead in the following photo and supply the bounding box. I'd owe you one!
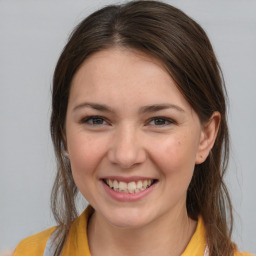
[69,47,191,112]
[71,47,169,89]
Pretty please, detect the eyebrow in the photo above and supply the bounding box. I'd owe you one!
[73,102,185,114]
[139,104,185,114]
[73,102,114,113]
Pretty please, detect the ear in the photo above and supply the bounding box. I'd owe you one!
[195,112,221,164]
[61,127,69,157]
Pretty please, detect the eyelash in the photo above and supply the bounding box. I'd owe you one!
[80,116,108,126]
[80,116,175,127]
[147,117,175,127]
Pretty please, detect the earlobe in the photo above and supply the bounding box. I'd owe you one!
[195,112,221,164]
[63,150,69,158]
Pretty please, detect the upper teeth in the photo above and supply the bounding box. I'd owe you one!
[105,179,154,193]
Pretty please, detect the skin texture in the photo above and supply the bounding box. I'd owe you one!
[65,47,220,256]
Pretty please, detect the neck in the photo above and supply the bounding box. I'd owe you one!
[88,208,197,256]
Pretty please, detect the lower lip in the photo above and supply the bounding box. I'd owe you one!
[102,180,157,202]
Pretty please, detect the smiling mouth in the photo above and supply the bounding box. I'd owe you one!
[103,179,158,193]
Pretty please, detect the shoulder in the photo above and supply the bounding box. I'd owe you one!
[234,251,255,256]
[13,226,56,256]
[12,206,93,256]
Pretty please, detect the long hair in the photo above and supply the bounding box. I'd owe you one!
[50,1,235,255]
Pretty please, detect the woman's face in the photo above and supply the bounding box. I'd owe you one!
[65,47,207,228]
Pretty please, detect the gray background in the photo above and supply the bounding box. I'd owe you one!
[0,0,255,253]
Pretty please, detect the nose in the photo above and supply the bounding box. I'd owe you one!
[107,125,147,169]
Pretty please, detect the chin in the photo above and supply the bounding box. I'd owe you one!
[109,217,148,229]
[102,207,153,229]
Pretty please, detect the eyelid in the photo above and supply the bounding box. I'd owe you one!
[80,115,110,126]
[147,116,176,126]
[79,115,176,127]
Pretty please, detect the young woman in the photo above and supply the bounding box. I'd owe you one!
[13,1,254,256]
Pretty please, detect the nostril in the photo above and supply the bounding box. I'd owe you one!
[107,145,147,169]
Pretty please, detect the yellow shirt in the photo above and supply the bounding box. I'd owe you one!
[13,206,254,256]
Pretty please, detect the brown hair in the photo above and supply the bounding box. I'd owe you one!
[50,1,235,255]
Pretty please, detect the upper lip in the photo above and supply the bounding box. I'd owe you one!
[101,176,157,183]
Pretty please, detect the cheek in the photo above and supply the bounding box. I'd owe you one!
[67,134,109,202]
[67,133,107,177]
[150,133,199,176]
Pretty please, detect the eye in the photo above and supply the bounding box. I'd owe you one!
[80,116,108,126]
[148,117,175,127]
